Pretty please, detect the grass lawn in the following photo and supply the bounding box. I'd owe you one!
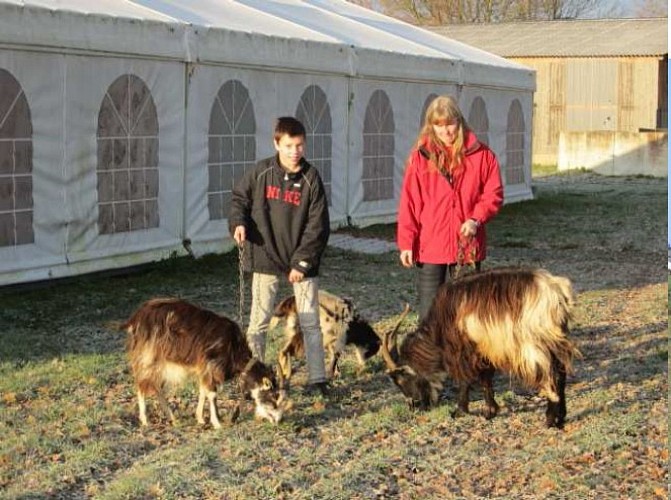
[0,173,667,499]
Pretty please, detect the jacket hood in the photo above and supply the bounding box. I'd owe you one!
[419,130,482,157]
[463,130,482,156]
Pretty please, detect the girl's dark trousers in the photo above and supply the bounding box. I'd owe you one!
[417,261,481,320]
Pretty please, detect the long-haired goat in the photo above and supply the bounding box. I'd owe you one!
[269,290,381,380]
[124,298,289,428]
[380,268,581,429]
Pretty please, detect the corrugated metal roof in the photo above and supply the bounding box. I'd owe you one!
[428,18,668,58]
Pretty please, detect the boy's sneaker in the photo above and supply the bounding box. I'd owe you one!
[303,381,330,397]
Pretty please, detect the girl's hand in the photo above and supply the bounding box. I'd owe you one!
[400,250,414,268]
[460,219,478,238]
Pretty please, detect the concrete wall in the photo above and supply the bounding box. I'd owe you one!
[558,130,667,177]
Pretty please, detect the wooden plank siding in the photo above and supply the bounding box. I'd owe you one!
[511,56,663,165]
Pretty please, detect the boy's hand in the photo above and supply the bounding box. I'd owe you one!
[288,269,305,283]
[233,225,246,245]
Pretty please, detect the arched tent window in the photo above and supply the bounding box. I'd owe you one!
[0,69,33,247]
[420,93,439,129]
[505,99,526,185]
[208,80,256,220]
[468,96,490,145]
[296,85,332,204]
[97,74,159,234]
[362,90,395,202]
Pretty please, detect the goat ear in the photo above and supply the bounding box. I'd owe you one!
[262,377,273,390]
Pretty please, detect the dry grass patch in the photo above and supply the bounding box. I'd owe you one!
[0,173,667,498]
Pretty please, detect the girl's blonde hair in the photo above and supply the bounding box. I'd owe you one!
[415,95,469,175]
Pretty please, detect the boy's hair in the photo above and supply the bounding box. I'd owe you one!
[274,117,306,142]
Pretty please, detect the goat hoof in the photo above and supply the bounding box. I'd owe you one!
[450,407,468,419]
[546,418,565,429]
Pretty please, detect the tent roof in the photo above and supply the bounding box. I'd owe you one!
[429,18,669,58]
[0,0,534,89]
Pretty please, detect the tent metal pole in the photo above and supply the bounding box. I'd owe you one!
[180,62,194,256]
[344,77,352,225]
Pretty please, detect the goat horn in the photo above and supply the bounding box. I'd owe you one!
[379,303,410,371]
[392,303,410,336]
[276,364,286,390]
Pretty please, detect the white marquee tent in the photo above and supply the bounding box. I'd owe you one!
[0,0,534,285]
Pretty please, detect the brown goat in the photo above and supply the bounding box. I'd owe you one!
[124,298,289,428]
[269,291,381,380]
[380,267,581,428]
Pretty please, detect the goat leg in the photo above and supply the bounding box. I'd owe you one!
[206,390,221,429]
[229,402,241,424]
[156,391,177,426]
[197,386,207,424]
[278,344,294,381]
[329,350,341,378]
[546,354,567,428]
[452,382,470,418]
[479,368,499,420]
[137,390,149,426]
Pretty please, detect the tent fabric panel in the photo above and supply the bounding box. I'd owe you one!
[193,28,352,76]
[346,84,533,224]
[184,65,263,250]
[352,49,462,83]
[0,3,188,60]
[461,61,536,92]
[133,0,339,43]
[0,1,534,89]
[346,80,458,223]
[0,48,67,275]
[184,65,350,257]
[460,86,533,197]
[310,0,529,69]
[62,55,186,265]
[232,0,451,59]
[4,0,180,20]
[270,72,349,223]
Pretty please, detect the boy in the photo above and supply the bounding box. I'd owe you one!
[229,117,330,394]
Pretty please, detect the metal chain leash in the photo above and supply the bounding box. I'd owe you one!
[237,243,246,331]
[455,236,479,279]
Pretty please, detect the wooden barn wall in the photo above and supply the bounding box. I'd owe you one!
[511,56,663,165]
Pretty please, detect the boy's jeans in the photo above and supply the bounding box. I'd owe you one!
[246,272,327,384]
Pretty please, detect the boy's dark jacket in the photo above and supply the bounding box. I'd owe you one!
[229,155,330,277]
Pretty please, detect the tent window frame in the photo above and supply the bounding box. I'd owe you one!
[505,99,526,186]
[296,84,333,205]
[362,89,395,202]
[0,69,34,247]
[96,74,160,234]
[207,79,256,221]
[468,96,490,146]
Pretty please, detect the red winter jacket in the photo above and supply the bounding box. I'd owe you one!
[397,131,503,264]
